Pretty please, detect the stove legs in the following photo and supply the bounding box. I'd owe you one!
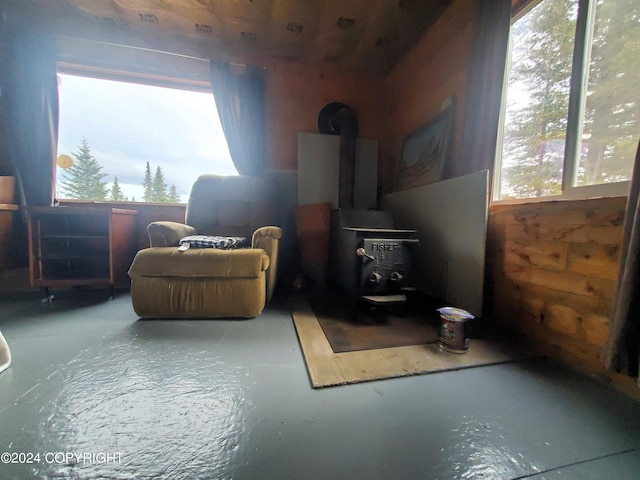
[351,295,409,324]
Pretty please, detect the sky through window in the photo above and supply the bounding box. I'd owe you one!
[56,73,236,203]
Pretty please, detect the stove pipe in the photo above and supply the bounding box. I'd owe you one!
[318,102,359,209]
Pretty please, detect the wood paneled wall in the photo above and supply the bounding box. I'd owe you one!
[379,0,477,193]
[264,60,385,171]
[487,198,628,378]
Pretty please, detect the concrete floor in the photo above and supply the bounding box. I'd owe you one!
[0,290,639,480]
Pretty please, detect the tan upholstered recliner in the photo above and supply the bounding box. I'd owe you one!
[128,175,282,318]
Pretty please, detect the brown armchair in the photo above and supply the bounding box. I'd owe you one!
[128,175,282,318]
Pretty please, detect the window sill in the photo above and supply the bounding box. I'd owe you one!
[58,200,186,207]
[491,181,630,206]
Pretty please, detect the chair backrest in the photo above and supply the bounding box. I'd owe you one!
[185,174,278,239]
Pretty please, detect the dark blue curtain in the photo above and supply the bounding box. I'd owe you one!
[604,138,640,378]
[457,0,511,182]
[0,6,58,210]
[209,61,265,176]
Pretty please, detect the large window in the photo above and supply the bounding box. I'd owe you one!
[56,72,235,203]
[494,0,639,201]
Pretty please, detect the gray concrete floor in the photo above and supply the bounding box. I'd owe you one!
[0,289,639,480]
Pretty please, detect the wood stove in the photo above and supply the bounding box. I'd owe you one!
[329,209,418,318]
[317,103,418,318]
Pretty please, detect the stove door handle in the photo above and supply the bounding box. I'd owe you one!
[356,247,375,261]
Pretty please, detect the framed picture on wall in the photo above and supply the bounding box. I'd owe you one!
[394,98,456,191]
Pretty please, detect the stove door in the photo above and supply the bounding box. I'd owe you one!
[359,238,415,294]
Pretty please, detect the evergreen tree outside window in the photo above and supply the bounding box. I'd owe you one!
[495,0,638,201]
[151,166,168,203]
[109,176,126,202]
[168,184,181,203]
[58,138,109,201]
[575,0,639,187]
[143,162,153,203]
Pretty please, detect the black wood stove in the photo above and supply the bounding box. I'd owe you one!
[317,102,419,319]
[329,209,418,319]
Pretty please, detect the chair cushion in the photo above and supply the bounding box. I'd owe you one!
[128,247,270,278]
[178,235,247,249]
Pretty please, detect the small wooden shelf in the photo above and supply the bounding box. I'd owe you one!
[0,203,19,271]
[37,274,110,281]
[37,253,111,260]
[27,206,138,299]
[40,234,110,239]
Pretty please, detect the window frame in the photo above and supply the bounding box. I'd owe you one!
[492,0,631,205]
[55,62,228,205]
[57,62,214,95]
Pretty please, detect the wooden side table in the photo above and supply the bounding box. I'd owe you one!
[27,206,137,301]
[0,203,19,271]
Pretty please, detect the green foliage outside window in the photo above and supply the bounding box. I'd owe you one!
[58,138,109,201]
[499,0,639,199]
[58,140,182,203]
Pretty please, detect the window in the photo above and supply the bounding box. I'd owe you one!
[494,0,639,201]
[56,72,235,203]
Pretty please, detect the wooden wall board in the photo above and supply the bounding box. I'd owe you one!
[501,237,569,272]
[503,264,617,300]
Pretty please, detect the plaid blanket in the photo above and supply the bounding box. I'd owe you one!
[178,235,247,250]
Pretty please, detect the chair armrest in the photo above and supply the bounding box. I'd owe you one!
[252,226,283,244]
[147,221,197,247]
[252,226,283,301]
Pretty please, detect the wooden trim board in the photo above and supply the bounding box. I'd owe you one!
[289,296,533,388]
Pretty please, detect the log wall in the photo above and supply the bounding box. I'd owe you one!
[487,197,631,385]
